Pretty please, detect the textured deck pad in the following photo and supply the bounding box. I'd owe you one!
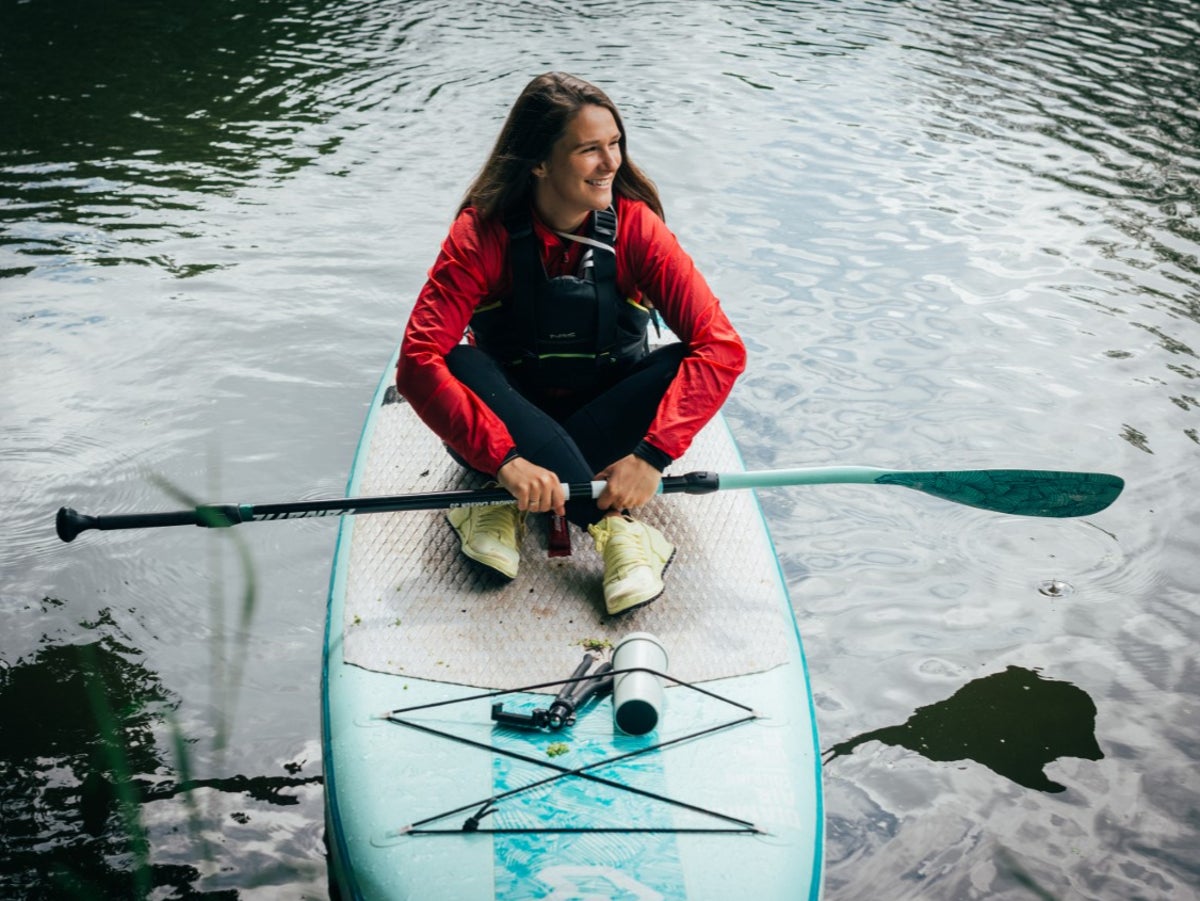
[342,391,794,689]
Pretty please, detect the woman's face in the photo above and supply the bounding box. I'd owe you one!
[532,103,622,231]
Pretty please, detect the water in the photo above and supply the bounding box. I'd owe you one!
[2,0,1197,897]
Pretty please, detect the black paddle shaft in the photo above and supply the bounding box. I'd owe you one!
[55,473,724,543]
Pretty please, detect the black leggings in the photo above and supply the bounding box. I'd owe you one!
[445,343,686,528]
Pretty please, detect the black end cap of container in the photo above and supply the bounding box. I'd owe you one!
[615,699,658,735]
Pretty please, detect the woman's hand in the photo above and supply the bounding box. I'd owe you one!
[497,457,566,515]
[595,454,661,513]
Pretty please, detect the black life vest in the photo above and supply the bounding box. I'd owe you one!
[468,206,651,393]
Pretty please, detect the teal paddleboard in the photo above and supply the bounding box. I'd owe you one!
[322,348,823,899]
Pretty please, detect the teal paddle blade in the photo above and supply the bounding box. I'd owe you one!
[874,470,1124,518]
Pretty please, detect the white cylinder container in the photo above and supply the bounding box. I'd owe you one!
[612,632,668,735]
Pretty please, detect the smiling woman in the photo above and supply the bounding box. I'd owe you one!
[531,104,623,232]
[456,72,664,223]
[396,71,746,617]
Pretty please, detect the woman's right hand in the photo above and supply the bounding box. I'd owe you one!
[497,457,566,516]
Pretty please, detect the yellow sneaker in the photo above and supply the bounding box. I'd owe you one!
[447,501,525,579]
[588,515,675,616]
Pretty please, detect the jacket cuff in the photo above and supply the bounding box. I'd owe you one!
[632,440,672,472]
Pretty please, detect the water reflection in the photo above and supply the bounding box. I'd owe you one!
[906,0,1200,453]
[1,0,386,278]
[4,0,1198,897]
[4,0,361,171]
[824,666,1103,793]
[0,620,319,896]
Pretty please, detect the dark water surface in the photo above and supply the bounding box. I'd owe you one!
[3,0,1197,897]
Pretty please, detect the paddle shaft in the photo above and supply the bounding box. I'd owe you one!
[55,466,1123,542]
[55,479,695,542]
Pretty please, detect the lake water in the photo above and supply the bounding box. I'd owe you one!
[3,0,1197,898]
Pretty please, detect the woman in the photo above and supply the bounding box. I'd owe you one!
[397,72,746,616]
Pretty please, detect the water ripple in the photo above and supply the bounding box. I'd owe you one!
[4,0,1199,898]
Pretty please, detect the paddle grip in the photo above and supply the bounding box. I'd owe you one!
[659,471,720,495]
[55,504,246,542]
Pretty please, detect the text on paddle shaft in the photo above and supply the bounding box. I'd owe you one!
[254,509,346,520]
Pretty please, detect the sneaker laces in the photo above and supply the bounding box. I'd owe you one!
[603,523,650,579]
[474,504,520,542]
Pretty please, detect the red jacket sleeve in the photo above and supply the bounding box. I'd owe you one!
[617,196,747,462]
[396,209,519,474]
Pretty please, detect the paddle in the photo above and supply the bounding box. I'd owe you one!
[55,466,1122,543]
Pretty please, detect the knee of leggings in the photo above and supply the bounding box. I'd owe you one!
[445,343,484,377]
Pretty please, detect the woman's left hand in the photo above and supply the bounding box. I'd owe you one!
[595,455,661,513]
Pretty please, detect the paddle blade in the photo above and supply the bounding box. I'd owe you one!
[877,470,1124,518]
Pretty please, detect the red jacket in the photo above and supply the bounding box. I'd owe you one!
[397,194,747,475]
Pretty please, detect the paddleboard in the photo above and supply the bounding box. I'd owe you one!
[322,348,823,899]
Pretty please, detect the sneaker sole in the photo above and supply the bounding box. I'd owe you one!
[605,547,676,617]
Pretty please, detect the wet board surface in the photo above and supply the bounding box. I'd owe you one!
[323,349,824,900]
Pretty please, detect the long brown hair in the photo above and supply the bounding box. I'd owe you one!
[460,72,664,221]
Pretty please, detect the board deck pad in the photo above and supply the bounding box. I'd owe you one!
[342,391,794,689]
